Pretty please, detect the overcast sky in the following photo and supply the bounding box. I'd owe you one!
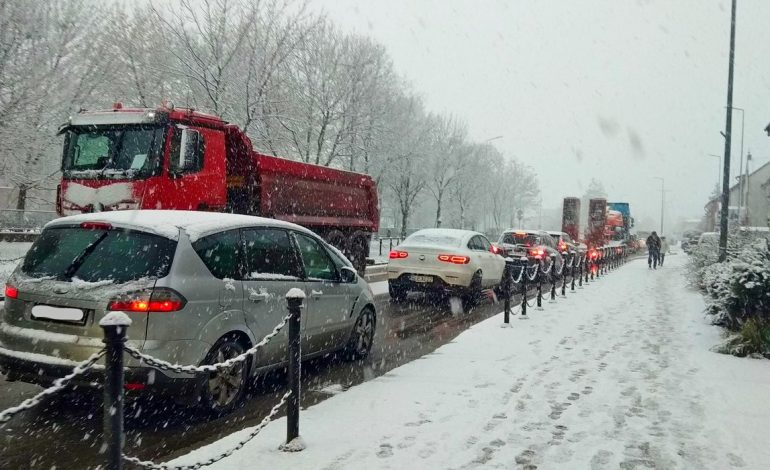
[311,0,770,231]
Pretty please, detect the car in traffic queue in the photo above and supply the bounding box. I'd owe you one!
[386,228,506,304]
[498,229,565,278]
[546,231,585,262]
[0,211,376,414]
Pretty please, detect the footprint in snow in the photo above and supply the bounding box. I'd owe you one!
[376,443,393,458]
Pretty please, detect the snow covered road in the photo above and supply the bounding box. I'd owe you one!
[171,253,770,469]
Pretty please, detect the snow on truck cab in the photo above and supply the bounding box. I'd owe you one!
[56,103,379,271]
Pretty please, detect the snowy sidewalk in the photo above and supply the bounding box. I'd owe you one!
[170,254,770,469]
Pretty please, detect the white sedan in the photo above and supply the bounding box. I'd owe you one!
[386,228,506,303]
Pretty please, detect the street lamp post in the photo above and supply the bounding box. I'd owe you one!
[718,0,738,262]
[653,177,665,234]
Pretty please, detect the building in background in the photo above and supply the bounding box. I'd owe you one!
[704,159,770,230]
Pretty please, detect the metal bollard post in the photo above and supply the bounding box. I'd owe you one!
[100,313,131,470]
[379,238,383,256]
[503,258,514,324]
[579,256,584,288]
[561,257,568,296]
[549,256,557,302]
[520,264,528,318]
[571,257,576,292]
[284,289,305,449]
[536,264,543,309]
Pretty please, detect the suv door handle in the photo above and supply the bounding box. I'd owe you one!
[249,291,270,302]
[311,290,323,297]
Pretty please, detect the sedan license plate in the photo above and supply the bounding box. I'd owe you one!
[410,275,433,283]
[31,305,85,323]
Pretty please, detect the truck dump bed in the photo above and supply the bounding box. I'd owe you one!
[254,153,379,232]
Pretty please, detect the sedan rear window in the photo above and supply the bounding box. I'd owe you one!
[501,233,539,246]
[406,233,461,247]
[22,227,176,283]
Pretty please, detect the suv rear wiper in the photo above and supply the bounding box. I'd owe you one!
[62,231,110,280]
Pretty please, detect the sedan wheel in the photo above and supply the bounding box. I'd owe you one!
[201,338,248,414]
[346,308,376,360]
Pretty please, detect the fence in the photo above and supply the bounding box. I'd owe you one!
[0,209,57,241]
[499,244,629,324]
[0,290,308,470]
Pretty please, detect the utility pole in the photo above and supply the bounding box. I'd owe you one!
[718,0,737,262]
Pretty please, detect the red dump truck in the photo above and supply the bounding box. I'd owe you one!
[56,103,379,271]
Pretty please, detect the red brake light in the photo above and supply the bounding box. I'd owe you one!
[437,254,470,264]
[4,284,18,300]
[108,288,186,313]
[529,248,545,260]
[389,250,408,259]
[559,242,567,252]
[125,383,146,391]
[490,245,501,255]
[80,221,112,230]
[589,250,599,260]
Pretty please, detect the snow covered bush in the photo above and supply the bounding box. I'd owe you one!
[691,232,770,357]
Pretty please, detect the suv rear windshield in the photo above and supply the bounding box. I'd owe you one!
[21,227,176,283]
[501,233,539,246]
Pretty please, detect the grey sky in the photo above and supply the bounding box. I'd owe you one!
[311,0,770,231]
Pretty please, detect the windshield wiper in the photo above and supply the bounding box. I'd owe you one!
[62,231,110,280]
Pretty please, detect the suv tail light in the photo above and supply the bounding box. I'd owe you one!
[490,245,502,255]
[389,250,408,259]
[437,254,470,264]
[529,248,545,260]
[108,288,187,313]
[4,284,18,300]
[558,242,568,252]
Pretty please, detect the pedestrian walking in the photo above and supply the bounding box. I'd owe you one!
[646,231,661,269]
[659,236,669,266]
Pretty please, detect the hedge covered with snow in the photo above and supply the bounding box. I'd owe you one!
[688,229,770,357]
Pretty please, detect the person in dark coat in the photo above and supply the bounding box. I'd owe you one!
[646,231,661,269]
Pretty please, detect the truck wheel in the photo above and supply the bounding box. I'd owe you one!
[325,229,347,254]
[348,231,370,273]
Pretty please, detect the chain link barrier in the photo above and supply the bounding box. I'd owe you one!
[124,313,291,375]
[123,391,291,470]
[526,264,539,281]
[541,259,554,276]
[0,349,106,423]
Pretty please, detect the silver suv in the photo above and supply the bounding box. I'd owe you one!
[0,211,376,413]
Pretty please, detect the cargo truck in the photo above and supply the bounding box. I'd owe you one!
[56,103,379,271]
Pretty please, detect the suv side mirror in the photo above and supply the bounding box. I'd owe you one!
[340,266,357,283]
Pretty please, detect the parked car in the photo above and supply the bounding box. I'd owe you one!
[546,230,585,259]
[498,229,565,276]
[386,228,505,304]
[0,210,376,413]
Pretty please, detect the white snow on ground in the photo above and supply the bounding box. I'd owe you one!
[169,253,770,469]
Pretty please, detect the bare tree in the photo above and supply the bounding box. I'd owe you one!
[386,95,432,237]
[425,115,468,227]
[152,0,257,116]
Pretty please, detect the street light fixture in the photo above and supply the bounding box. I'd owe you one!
[653,177,665,234]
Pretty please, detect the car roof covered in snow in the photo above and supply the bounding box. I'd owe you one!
[403,228,483,248]
[45,210,314,242]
